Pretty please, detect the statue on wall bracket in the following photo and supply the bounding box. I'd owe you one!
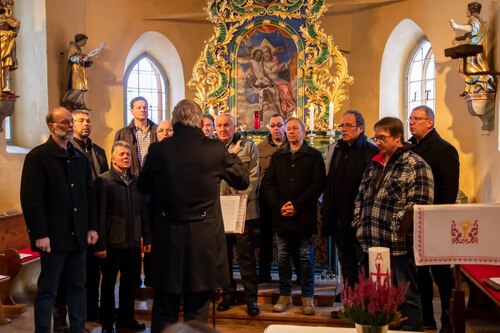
[188,0,353,143]
[449,1,496,132]
[0,0,20,132]
[61,34,104,111]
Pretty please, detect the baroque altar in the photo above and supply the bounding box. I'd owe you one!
[189,0,353,147]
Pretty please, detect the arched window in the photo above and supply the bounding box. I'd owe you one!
[405,38,435,125]
[124,55,169,125]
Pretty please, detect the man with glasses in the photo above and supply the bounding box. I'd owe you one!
[322,110,378,296]
[353,117,434,331]
[156,120,174,141]
[256,114,287,283]
[409,105,459,333]
[20,107,99,333]
[114,96,158,176]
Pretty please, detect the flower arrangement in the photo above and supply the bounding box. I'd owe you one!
[340,270,408,327]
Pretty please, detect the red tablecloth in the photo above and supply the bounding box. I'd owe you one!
[461,264,500,304]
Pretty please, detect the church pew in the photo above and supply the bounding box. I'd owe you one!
[0,213,40,315]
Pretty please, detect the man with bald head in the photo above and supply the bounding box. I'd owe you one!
[21,107,99,333]
[215,113,260,316]
[156,120,174,141]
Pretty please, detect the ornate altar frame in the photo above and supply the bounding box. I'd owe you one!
[189,0,353,132]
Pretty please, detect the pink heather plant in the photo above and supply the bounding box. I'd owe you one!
[340,269,408,326]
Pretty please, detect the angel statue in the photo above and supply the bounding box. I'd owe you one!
[0,0,20,94]
[450,2,496,96]
[61,34,104,110]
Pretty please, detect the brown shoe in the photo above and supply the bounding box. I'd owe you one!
[302,296,315,315]
[272,295,292,312]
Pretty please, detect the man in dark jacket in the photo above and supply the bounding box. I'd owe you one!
[20,107,99,333]
[52,109,109,332]
[263,117,326,315]
[256,113,287,283]
[322,110,378,290]
[114,96,158,176]
[409,105,459,333]
[71,109,109,323]
[137,100,249,333]
[94,141,151,333]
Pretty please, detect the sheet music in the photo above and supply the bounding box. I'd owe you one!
[220,194,247,233]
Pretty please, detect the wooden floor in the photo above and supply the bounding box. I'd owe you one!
[2,279,500,333]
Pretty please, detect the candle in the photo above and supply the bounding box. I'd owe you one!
[309,104,315,131]
[209,106,214,116]
[368,247,391,283]
[329,101,334,130]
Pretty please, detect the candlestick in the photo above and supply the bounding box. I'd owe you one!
[329,101,334,130]
[309,104,315,131]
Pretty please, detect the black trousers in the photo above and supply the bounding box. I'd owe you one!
[258,198,274,277]
[222,220,258,303]
[331,219,363,287]
[36,250,87,333]
[151,290,212,333]
[86,246,103,318]
[417,264,454,327]
[99,247,142,326]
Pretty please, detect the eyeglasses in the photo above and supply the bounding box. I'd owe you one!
[338,123,358,129]
[51,120,74,126]
[157,128,173,134]
[408,116,431,122]
[372,135,391,143]
[268,123,284,129]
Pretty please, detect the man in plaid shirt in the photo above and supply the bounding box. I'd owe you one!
[353,117,434,332]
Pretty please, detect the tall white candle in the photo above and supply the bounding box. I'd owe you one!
[329,101,334,130]
[309,104,315,131]
[368,247,391,283]
[209,106,214,116]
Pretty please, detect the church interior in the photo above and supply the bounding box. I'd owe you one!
[1,0,500,332]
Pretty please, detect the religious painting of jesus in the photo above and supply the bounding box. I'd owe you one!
[235,24,298,129]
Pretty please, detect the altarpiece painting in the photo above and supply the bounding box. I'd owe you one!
[189,0,353,134]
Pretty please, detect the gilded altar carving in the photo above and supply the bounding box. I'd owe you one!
[188,0,353,132]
